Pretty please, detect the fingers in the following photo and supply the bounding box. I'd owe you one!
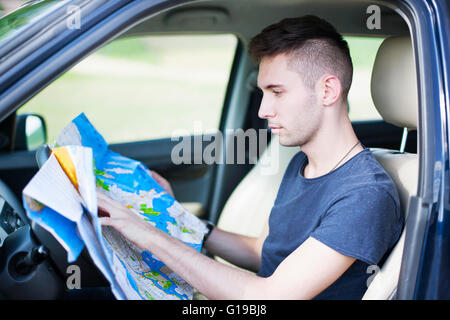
[96,190,129,220]
[99,217,126,232]
[150,170,175,198]
[99,217,115,227]
[97,193,114,213]
[97,190,122,209]
[150,170,164,183]
[99,216,123,226]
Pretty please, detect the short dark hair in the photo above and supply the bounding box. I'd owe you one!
[248,15,353,100]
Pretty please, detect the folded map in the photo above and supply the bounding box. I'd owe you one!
[22,113,208,300]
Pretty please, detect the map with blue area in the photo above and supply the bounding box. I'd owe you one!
[54,113,207,300]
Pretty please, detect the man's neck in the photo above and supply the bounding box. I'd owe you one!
[301,113,364,179]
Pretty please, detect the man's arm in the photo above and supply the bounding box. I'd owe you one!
[150,169,269,273]
[203,219,269,273]
[98,192,356,299]
[143,228,356,299]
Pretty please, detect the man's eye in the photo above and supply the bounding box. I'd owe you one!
[273,90,282,96]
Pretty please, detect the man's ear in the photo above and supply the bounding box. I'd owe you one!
[318,75,342,106]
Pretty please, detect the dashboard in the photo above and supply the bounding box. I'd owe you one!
[0,197,25,246]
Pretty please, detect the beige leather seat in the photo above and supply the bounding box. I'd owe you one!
[362,36,418,299]
[217,135,299,238]
[216,36,418,300]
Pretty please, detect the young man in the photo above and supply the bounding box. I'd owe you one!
[98,15,403,299]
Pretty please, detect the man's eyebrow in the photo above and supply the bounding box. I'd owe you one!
[258,84,285,90]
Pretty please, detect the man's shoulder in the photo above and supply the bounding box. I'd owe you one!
[334,149,394,183]
[328,150,402,219]
[280,148,400,206]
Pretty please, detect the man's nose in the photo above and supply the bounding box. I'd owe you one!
[258,97,276,119]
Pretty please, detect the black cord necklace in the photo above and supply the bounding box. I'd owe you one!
[329,140,361,173]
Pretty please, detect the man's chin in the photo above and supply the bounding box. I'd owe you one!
[277,135,300,147]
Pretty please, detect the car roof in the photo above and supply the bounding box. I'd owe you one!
[122,0,410,41]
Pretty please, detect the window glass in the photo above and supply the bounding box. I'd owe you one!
[0,0,67,43]
[345,36,384,121]
[18,34,238,144]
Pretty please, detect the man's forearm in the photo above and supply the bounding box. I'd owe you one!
[144,225,268,299]
[205,228,261,272]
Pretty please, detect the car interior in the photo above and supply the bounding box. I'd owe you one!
[0,0,419,299]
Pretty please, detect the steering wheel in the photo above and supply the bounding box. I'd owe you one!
[0,145,109,299]
[0,171,65,299]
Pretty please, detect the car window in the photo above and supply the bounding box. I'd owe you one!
[18,34,238,144]
[345,36,384,121]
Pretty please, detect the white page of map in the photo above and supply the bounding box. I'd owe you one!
[23,153,84,223]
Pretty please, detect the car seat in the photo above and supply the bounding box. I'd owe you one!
[362,36,418,299]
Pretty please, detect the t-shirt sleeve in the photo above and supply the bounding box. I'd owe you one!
[310,186,403,266]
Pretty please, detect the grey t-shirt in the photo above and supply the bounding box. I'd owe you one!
[257,148,403,299]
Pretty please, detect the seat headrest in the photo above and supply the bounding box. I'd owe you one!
[371,36,418,130]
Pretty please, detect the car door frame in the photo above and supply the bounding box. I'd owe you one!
[385,0,450,299]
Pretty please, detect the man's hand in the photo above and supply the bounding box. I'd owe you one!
[97,190,156,250]
[150,170,175,198]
